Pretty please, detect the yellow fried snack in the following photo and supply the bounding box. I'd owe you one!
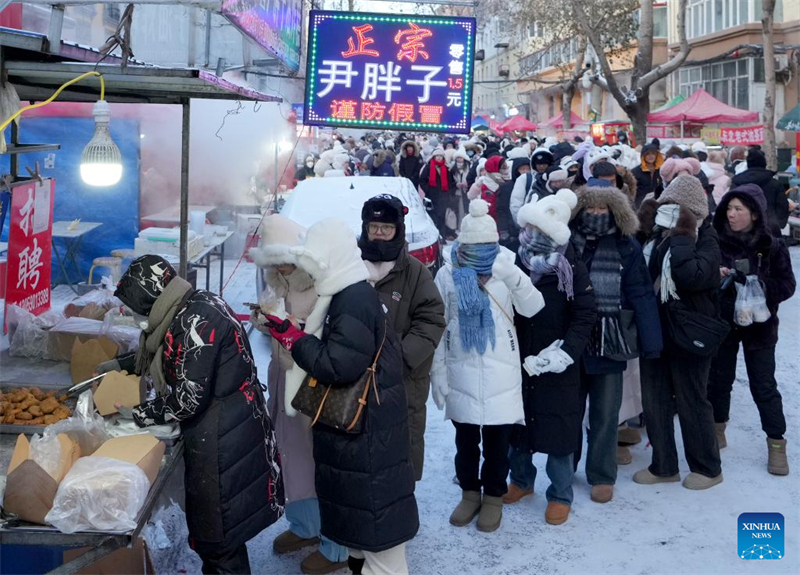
[39,397,60,415]
[43,414,58,425]
[15,411,33,420]
[52,406,71,420]
[28,405,43,417]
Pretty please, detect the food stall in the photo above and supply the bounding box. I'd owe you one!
[646,88,759,143]
[0,27,281,573]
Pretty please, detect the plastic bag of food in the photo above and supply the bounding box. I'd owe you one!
[734,275,771,327]
[7,305,65,359]
[44,390,108,456]
[29,433,63,478]
[45,456,151,533]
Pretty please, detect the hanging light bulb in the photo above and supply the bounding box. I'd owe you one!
[80,100,122,186]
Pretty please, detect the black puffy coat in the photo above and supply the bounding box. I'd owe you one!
[713,190,797,351]
[514,248,597,455]
[732,168,790,235]
[638,201,723,356]
[398,141,424,189]
[132,290,284,554]
[496,158,529,250]
[291,281,419,552]
[631,163,663,207]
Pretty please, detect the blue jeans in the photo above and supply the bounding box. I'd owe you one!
[285,499,348,562]
[581,371,623,486]
[509,448,575,506]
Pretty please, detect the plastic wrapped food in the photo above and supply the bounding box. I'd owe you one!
[45,456,151,533]
[734,275,771,327]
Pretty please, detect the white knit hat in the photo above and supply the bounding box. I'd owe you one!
[249,214,306,267]
[517,189,578,246]
[506,144,531,160]
[431,147,446,159]
[691,141,708,155]
[453,148,470,162]
[459,199,499,244]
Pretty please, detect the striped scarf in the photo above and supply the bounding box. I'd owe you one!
[572,212,632,359]
[451,241,499,354]
[518,227,574,299]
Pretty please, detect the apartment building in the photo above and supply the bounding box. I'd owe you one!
[667,0,800,145]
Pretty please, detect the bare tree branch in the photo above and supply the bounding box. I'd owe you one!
[638,0,691,90]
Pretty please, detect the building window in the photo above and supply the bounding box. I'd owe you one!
[104,4,121,26]
[686,0,767,39]
[678,58,751,109]
[653,4,668,37]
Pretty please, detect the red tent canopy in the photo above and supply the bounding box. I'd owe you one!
[647,88,759,123]
[499,115,538,132]
[541,111,586,128]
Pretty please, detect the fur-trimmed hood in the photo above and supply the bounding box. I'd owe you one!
[616,166,637,204]
[400,140,420,157]
[249,214,306,267]
[464,141,482,155]
[372,149,396,168]
[573,184,640,237]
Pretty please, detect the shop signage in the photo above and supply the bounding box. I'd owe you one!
[220,0,302,72]
[5,179,54,319]
[700,127,721,145]
[720,125,764,145]
[303,10,476,133]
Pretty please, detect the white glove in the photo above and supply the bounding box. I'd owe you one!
[250,309,271,335]
[431,381,449,410]
[522,340,564,377]
[492,249,518,284]
[537,347,574,375]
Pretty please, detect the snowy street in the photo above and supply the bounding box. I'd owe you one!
[146,247,800,575]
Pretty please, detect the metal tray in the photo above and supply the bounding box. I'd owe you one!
[0,383,77,435]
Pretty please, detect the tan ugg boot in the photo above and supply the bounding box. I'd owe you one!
[449,490,482,527]
[545,502,570,525]
[502,483,533,504]
[616,445,632,465]
[715,422,727,449]
[632,468,680,484]
[476,495,503,532]
[767,438,789,476]
[618,426,642,446]
[682,472,724,490]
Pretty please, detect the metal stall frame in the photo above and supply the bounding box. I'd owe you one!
[1,27,282,279]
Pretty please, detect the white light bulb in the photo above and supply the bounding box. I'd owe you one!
[81,100,123,187]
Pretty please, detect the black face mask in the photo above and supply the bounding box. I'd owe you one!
[358,223,406,262]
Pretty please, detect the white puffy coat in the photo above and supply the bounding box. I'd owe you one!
[431,247,544,425]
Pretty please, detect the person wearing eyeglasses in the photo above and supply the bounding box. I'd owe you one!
[358,194,446,482]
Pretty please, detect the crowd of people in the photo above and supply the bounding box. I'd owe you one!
[107,129,796,575]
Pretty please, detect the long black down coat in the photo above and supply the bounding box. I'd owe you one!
[713,187,797,351]
[513,247,597,455]
[131,290,284,554]
[291,280,419,552]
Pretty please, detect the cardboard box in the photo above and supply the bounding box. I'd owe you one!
[63,537,155,575]
[92,434,166,484]
[70,336,119,384]
[49,318,107,362]
[3,433,81,524]
[93,371,142,416]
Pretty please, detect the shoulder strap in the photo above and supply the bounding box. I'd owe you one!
[480,284,514,324]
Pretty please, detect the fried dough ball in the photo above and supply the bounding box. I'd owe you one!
[15,411,33,420]
[28,405,43,417]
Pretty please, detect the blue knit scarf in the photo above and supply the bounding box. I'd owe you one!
[451,241,499,354]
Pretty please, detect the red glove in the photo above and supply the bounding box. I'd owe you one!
[264,314,308,351]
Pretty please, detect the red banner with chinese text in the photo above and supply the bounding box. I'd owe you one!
[5,179,54,322]
[720,125,764,146]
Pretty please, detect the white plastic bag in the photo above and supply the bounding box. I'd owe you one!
[43,390,109,456]
[45,456,151,533]
[29,433,63,479]
[734,275,771,327]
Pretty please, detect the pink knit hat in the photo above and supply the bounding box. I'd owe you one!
[659,157,701,183]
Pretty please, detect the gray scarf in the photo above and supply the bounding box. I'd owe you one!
[572,212,631,358]
[135,276,192,395]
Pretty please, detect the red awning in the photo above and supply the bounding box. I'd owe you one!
[541,111,586,128]
[499,115,538,132]
[646,88,759,124]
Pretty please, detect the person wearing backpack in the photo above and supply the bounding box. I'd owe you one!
[707,184,796,475]
[634,175,725,491]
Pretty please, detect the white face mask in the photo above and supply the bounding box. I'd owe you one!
[306,161,314,168]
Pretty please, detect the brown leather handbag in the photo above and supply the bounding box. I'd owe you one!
[291,322,387,434]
